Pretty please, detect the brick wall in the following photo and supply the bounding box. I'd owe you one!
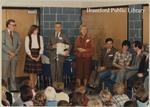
[40,5,144,56]
[40,7,81,55]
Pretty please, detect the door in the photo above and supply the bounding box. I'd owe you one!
[2,8,39,77]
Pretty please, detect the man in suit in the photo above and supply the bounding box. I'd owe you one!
[2,19,21,91]
[49,22,70,86]
[88,38,117,88]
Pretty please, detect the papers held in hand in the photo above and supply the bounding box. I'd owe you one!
[56,43,69,56]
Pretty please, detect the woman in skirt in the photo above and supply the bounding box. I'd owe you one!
[74,25,94,87]
[24,25,44,88]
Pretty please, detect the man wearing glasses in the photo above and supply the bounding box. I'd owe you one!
[2,19,21,91]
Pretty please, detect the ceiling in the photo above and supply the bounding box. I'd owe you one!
[1,0,149,8]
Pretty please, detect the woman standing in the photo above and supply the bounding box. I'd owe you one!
[75,25,94,87]
[24,25,44,88]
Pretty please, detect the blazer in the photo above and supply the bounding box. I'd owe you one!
[138,54,149,76]
[74,35,94,58]
[99,47,117,70]
[2,30,21,60]
[48,32,71,63]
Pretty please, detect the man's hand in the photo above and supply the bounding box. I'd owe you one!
[125,66,132,70]
[77,48,87,52]
[9,52,15,60]
[137,73,144,78]
[97,66,106,72]
[52,44,57,49]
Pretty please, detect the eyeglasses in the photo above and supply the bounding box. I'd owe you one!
[9,24,16,27]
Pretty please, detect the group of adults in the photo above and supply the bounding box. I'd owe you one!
[2,19,148,92]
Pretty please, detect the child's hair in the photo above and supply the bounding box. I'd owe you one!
[135,87,148,103]
[124,100,137,107]
[69,92,84,106]
[113,82,125,95]
[87,98,102,107]
[33,90,47,106]
[99,90,113,106]
[57,100,70,106]
[20,85,33,102]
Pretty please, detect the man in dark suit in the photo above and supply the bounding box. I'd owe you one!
[127,44,149,90]
[89,38,117,88]
[49,22,71,86]
[2,19,21,91]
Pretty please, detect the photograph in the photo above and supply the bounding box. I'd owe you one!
[0,0,149,106]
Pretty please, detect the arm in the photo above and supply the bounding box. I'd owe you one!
[39,36,44,55]
[99,48,104,66]
[2,31,11,54]
[113,52,124,69]
[14,33,21,55]
[64,34,72,52]
[84,39,95,54]
[25,36,32,58]
[74,37,82,52]
[138,55,146,73]
[126,55,142,71]
[48,35,56,50]
[36,36,44,61]
[126,53,132,66]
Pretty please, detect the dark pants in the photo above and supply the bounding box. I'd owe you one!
[51,60,64,83]
[75,57,92,80]
[127,73,146,90]
[99,70,115,90]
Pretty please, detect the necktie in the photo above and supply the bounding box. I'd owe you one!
[10,31,13,45]
[56,32,59,38]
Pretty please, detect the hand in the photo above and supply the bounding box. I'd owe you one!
[125,66,131,70]
[31,57,37,61]
[137,73,144,78]
[9,55,13,60]
[77,48,87,52]
[101,66,106,71]
[9,52,15,60]
[97,66,106,72]
[52,44,57,48]
[35,56,41,62]
[29,55,37,61]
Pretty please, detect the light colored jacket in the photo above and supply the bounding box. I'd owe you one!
[2,30,21,60]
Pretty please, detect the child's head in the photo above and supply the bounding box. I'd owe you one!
[75,85,86,94]
[135,87,148,103]
[33,90,47,106]
[124,100,137,107]
[69,92,84,106]
[113,82,125,95]
[99,90,113,106]
[88,98,102,107]
[57,100,70,106]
